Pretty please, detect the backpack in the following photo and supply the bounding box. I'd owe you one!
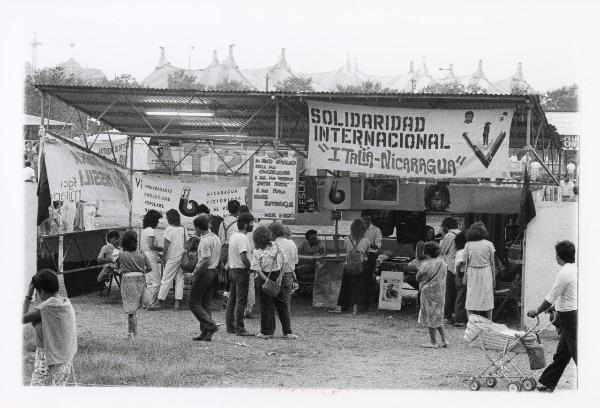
[181,236,200,273]
[345,237,364,275]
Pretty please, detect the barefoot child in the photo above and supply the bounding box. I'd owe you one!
[416,241,448,348]
[23,269,77,386]
[116,230,152,338]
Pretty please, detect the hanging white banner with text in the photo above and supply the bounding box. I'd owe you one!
[306,101,514,179]
[251,156,297,220]
[132,173,247,220]
[43,137,131,205]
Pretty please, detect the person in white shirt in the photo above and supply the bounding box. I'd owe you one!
[218,200,240,297]
[140,210,163,305]
[225,212,255,336]
[149,209,187,311]
[566,162,576,179]
[527,240,577,392]
[24,161,36,182]
[362,212,382,308]
[439,217,461,324]
[560,176,575,200]
[238,205,258,319]
[189,215,222,341]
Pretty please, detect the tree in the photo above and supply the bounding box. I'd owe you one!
[24,66,90,133]
[104,74,140,87]
[421,81,466,94]
[465,83,488,94]
[336,79,396,93]
[542,84,578,112]
[206,78,252,91]
[167,70,199,89]
[275,74,314,92]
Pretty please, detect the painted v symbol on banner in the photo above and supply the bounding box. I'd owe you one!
[461,131,507,168]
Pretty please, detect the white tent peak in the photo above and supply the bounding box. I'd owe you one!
[419,56,429,74]
[474,59,485,79]
[207,50,220,69]
[408,61,415,74]
[156,46,171,69]
[223,44,238,68]
[515,62,524,81]
[272,48,291,71]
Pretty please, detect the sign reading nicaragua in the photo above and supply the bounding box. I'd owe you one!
[306,101,514,179]
[132,173,247,219]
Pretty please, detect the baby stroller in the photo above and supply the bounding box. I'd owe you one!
[463,314,556,392]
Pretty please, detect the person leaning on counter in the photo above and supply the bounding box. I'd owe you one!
[298,229,326,256]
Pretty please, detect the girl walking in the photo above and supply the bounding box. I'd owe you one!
[116,230,151,338]
[416,241,448,348]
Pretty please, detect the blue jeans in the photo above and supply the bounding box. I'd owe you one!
[256,272,293,335]
[225,268,250,333]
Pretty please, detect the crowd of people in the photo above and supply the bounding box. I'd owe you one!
[23,200,577,391]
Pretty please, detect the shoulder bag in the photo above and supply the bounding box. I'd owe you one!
[261,245,283,297]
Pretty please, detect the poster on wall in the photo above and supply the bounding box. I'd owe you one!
[298,176,319,213]
[307,101,513,179]
[132,173,246,220]
[147,138,182,172]
[323,177,351,210]
[251,156,297,220]
[362,178,398,204]
[378,271,404,311]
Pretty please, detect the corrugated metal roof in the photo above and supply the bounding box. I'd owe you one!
[34,85,558,148]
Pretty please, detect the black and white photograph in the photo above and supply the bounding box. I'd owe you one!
[362,178,398,204]
[2,0,598,406]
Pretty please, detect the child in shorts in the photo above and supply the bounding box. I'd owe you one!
[23,269,77,386]
[116,230,152,339]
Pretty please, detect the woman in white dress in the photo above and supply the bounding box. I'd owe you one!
[140,210,163,305]
[463,222,496,320]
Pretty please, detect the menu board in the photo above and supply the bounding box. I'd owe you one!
[251,156,297,220]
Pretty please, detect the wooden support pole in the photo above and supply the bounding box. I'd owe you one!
[129,136,134,228]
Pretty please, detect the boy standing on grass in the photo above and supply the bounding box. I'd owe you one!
[23,269,77,386]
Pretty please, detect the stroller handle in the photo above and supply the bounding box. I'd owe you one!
[526,310,557,336]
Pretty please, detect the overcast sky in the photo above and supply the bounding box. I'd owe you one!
[8,0,585,91]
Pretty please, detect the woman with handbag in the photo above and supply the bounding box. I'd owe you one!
[415,241,448,348]
[116,230,152,339]
[331,219,370,314]
[252,226,298,340]
[149,209,187,311]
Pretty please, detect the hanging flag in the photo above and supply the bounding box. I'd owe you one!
[519,167,536,233]
[37,152,51,226]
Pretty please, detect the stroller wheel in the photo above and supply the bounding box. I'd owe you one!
[507,382,522,392]
[485,377,497,387]
[522,378,537,391]
[469,379,481,391]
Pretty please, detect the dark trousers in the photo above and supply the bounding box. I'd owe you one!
[338,263,370,309]
[444,270,457,320]
[225,268,249,333]
[256,272,293,335]
[539,310,578,389]
[366,252,379,307]
[188,268,218,333]
[454,274,467,324]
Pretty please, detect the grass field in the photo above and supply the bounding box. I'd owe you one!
[22,290,576,390]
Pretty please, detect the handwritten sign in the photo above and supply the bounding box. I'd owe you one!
[132,173,246,219]
[251,156,297,219]
[307,101,513,179]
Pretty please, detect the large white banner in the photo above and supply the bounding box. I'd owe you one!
[44,137,131,205]
[132,173,247,220]
[251,156,297,220]
[307,101,514,179]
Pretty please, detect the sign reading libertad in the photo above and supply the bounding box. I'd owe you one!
[306,101,514,179]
